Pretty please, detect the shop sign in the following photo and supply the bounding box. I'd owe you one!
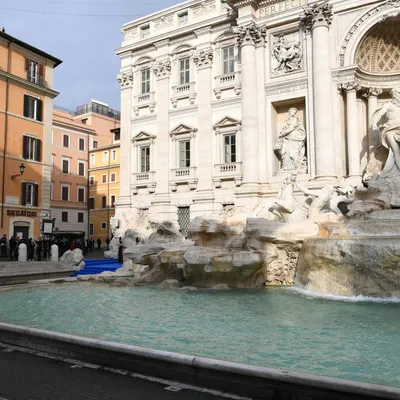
[6,210,38,218]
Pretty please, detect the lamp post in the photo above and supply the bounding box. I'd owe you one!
[11,163,25,180]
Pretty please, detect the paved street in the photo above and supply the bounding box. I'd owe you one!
[0,345,232,400]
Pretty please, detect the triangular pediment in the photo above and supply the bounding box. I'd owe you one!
[170,123,197,136]
[132,131,156,142]
[213,116,241,129]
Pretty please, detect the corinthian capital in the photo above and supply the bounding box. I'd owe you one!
[193,49,213,69]
[364,87,383,98]
[153,60,171,79]
[235,23,266,47]
[301,1,333,31]
[117,71,133,89]
[340,81,361,93]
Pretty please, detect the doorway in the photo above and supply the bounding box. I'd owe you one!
[13,226,29,241]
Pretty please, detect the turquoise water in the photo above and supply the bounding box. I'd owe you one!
[0,284,399,387]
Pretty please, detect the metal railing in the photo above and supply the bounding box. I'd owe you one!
[75,102,120,120]
[27,71,47,88]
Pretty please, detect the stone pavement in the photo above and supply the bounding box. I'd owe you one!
[0,345,234,400]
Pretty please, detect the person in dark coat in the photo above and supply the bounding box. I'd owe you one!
[0,234,7,258]
[118,238,124,264]
[27,238,35,261]
[97,238,101,251]
[36,239,42,261]
[9,236,16,260]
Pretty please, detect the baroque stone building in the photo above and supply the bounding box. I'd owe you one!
[115,0,400,234]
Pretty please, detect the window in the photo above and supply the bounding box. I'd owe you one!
[112,150,117,161]
[110,172,116,182]
[61,212,68,222]
[179,57,190,85]
[93,141,98,149]
[23,95,43,121]
[61,185,70,201]
[224,134,236,163]
[90,154,95,165]
[27,60,38,83]
[22,136,41,162]
[78,212,84,223]
[22,183,38,206]
[141,25,150,39]
[62,158,70,174]
[101,222,107,230]
[89,176,95,186]
[179,140,190,168]
[78,161,85,177]
[89,223,94,236]
[141,68,151,94]
[111,195,116,208]
[222,46,235,75]
[51,154,54,170]
[140,146,150,172]
[89,197,95,210]
[113,131,120,141]
[101,174,107,184]
[79,138,85,151]
[103,151,109,163]
[63,134,69,148]
[178,11,188,25]
[102,196,107,209]
[78,187,85,202]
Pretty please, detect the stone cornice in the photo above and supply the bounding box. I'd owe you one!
[265,76,308,95]
[300,1,333,32]
[0,70,59,99]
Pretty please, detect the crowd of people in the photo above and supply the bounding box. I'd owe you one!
[0,234,110,261]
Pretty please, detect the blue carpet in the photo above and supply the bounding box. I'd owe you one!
[71,259,122,277]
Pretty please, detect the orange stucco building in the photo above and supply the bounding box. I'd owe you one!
[0,30,61,240]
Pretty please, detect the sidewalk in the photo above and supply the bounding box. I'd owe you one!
[0,345,230,400]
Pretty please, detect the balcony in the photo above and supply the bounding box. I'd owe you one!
[27,71,47,88]
[171,82,196,107]
[214,72,241,99]
[170,167,198,190]
[132,171,156,194]
[134,92,156,115]
[213,162,242,187]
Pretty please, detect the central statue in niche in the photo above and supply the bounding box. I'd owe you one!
[274,107,307,173]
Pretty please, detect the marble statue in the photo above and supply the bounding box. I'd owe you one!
[372,87,400,175]
[268,173,309,223]
[110,216,119,237]
[272,34,302,74]
[274,108,307,172]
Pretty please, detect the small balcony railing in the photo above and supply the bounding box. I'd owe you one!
[27,71,47,88]
[214,162,242,178]
[135,91,155,105]
[132,171,156,184]
[215,71,241,88]
[172,82,196,97]
[170,166,197,181]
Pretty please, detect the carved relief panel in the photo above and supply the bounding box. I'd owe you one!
[270,30,304,77]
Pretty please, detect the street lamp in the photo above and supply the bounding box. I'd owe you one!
[11,163,25,180]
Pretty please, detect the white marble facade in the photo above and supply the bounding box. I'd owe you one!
[116,0,400,230]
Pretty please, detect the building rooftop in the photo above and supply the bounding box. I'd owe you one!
[54,101,121,121]
[0,29,62,67]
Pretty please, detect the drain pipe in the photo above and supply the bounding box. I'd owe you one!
[1,38,14,229]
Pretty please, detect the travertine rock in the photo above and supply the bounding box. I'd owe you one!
[296,237,400,297]
[60,249,84,266]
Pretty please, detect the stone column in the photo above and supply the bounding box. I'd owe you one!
[342,82,361,180]
[191,49,216,217]
[365,87,382,151]
[151,60,174,222]
[116,71,133,210]
[302,2,336,180]
[235,23,265,187]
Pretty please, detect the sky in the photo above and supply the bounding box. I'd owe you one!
[2,0,179,111]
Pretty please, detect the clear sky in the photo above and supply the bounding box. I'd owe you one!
[2,0,179,111]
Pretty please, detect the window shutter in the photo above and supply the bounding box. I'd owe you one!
[23,95,29,118]
[25,58,30,71]
[38,64,44,76]
[36,139,42,162]
[33,184,39,207]
[36,99,43,122]
[22,136,29,159]
[21,183,27,205]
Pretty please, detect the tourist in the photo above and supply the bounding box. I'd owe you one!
[97,238,101,251]
[36,238,42,261]
[105,237,110,251]
[8,236,16,260]
[83,238,89,256]
[27,238,35,261]
[118,238,124,264]
[0,234,7,258]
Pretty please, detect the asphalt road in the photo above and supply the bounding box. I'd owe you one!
[0,345,232,400]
